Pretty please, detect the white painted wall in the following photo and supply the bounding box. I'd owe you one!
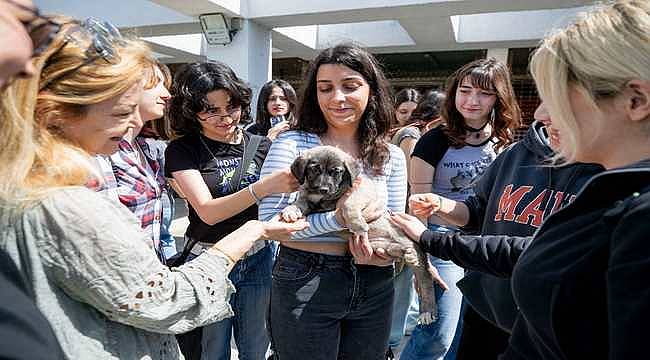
[203,19,272,110]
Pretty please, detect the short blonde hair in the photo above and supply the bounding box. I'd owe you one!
[530,0,650,163]
[0,17,153,203]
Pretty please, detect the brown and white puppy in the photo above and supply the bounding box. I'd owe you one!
[281,145,438,324]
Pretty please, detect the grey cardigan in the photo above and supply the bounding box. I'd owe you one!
[0,187,236,359]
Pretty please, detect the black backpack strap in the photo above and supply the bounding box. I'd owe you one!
[230,134,264,191]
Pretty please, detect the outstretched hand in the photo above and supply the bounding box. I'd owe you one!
[261,216,309,241]
[388,212,428,242]
[409,193,441,218]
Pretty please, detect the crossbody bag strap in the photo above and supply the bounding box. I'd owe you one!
[230,134,264,191]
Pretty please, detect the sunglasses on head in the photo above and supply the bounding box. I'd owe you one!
[4,0,61,57]
[39,17,124,89]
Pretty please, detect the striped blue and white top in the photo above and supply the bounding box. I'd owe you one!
[258,130,407,242]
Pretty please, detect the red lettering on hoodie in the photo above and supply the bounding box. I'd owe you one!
[515,190,547,227]
[494,185,533,222]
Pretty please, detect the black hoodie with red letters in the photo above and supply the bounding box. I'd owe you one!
[455,121,603,335]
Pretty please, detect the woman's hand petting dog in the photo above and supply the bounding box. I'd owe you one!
[255,168,300,198]
[388,212,428,242]
[261,215,310,241]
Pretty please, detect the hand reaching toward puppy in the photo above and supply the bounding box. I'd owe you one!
[388,212,428,242]
[409,193,442,218]
[255,168,299,198]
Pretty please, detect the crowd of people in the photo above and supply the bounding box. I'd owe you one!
[0,0,649,359]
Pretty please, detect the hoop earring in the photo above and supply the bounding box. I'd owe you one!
[490,108,496,123]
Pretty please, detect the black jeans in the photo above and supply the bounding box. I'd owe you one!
[269,246,394,360]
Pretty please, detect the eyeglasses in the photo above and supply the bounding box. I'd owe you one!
[40,18,124,89]
[197,107,242,122]
[4,0,61,57]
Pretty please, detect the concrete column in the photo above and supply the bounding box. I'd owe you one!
[202,19,272,107]
[486,48,509,65]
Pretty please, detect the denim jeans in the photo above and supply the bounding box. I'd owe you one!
[201,243,273,360]
[400,224,465,360]
[389,265,416,347]
[269,246,394,360]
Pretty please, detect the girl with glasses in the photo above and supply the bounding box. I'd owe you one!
[165,61,298,359]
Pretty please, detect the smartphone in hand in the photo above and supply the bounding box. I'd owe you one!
[270,115,285,127]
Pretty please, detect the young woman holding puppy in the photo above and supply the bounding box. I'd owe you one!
[258,43,408,360]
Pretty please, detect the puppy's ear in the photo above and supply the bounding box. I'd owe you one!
[343,158,362,187]
[291,155,308,185]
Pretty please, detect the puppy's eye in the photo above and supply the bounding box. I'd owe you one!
[308,163,322,174]
[330,167,344,175]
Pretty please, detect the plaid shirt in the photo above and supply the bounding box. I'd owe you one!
[93,137,176,261]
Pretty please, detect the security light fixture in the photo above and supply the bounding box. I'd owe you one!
[199,13,240,45]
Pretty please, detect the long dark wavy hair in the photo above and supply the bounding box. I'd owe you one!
[167,61,252,136]
[294,43,394,175]
[254,79,297,135]
[442,58,520,151]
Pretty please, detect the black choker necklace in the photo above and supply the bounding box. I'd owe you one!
[464,121,490,139]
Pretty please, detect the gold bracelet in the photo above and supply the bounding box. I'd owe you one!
[210,246,237,266]
[247,184,261,203]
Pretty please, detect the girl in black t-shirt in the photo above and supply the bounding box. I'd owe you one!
[165,62,298,360]
[404,58,521,360]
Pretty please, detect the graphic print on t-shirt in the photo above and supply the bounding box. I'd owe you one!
[433,143,497,203]
[447,155,494,192]
[214,157,260,194]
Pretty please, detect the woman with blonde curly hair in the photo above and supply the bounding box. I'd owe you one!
[0,17,306,359]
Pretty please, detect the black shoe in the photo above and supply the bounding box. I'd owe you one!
[386,347,395,360]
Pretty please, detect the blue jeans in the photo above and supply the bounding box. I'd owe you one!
[201,244,273,360]
[389,265,416,347]
[400,224,465,360]
[269,246,394,360]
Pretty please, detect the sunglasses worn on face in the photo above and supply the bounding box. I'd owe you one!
[39,18,124,90]
[4,0,61,57]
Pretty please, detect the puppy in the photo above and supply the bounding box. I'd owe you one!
[281,145,438,324]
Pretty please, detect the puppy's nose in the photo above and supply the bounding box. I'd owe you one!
[318,187,330,194]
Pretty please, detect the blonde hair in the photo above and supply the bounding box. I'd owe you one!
[530,0,650,163]
[0,18,153,204]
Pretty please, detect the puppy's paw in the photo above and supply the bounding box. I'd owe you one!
[281,205,303,222]
[417,312,437,325]
[403,248,420,266]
